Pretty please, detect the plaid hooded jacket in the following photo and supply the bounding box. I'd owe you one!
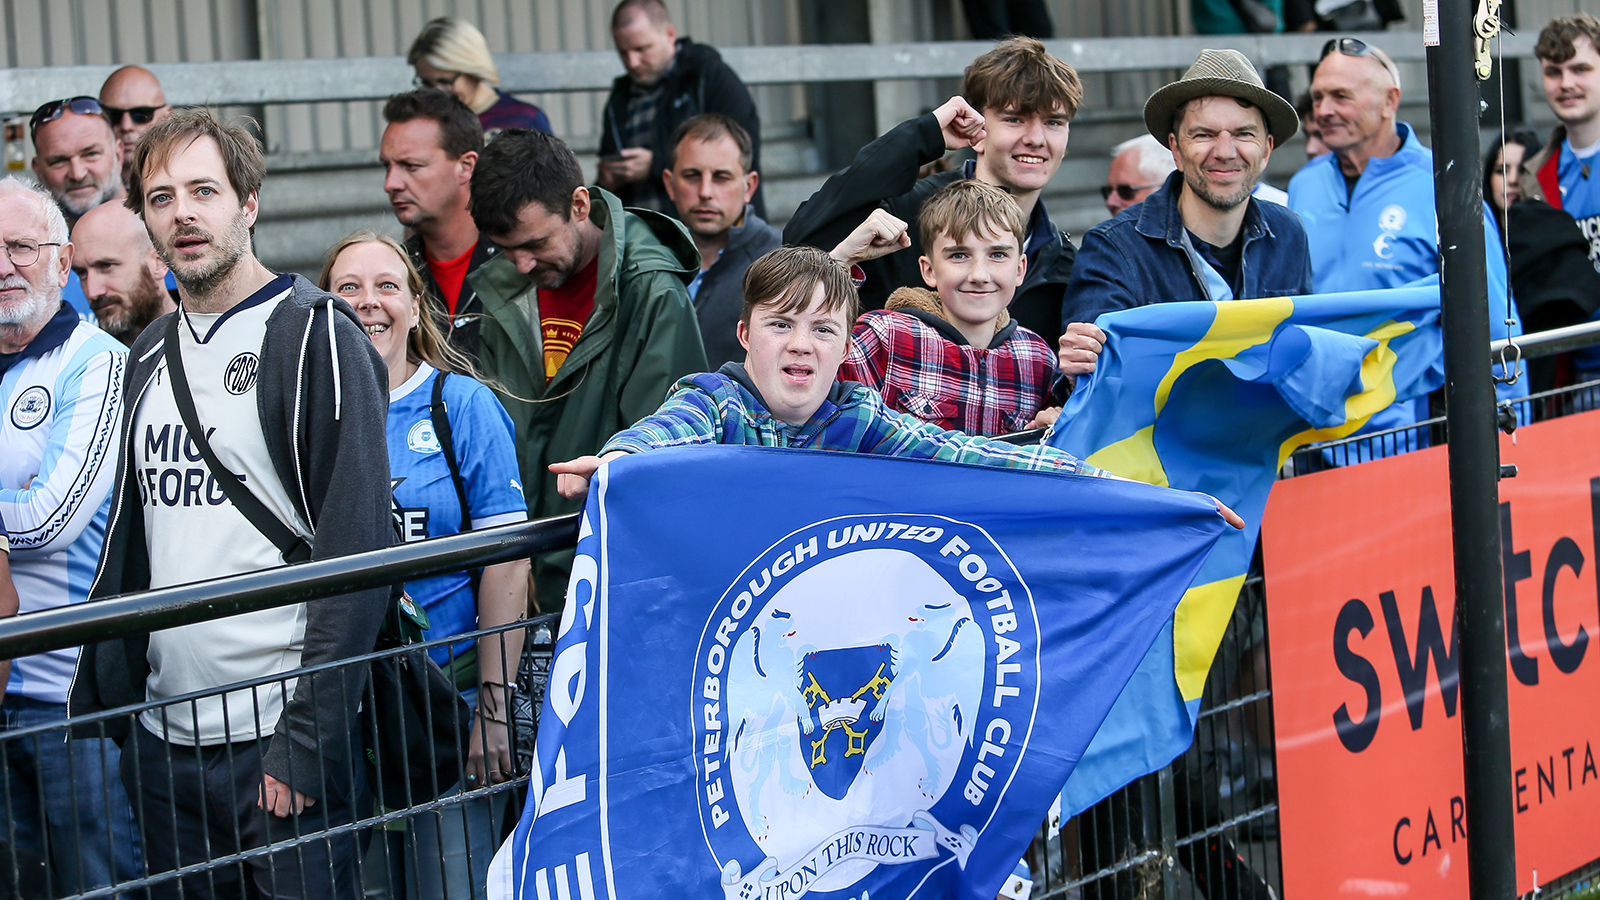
[838,287,1058,437]
[601,362,1105,478]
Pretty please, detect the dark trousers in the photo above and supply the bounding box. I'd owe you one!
[121,725,369,900]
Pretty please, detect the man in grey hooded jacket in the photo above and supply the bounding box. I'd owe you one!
[69,109,391,900]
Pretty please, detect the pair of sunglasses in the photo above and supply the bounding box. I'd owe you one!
[1101,182,1163,202]
[1321,37,1401,86]
[102,104,164,126]
[30,96,104,138]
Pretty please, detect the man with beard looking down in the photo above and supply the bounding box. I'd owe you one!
[70,201,175,346]
[1058,50,1311,389]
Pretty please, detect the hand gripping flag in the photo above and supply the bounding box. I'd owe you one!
[490,446,1225,900]
[1046,286,1444,817]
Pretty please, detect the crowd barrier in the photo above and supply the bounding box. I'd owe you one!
[3,367,1599,900]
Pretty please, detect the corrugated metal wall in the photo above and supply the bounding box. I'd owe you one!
[0,0,1207,157]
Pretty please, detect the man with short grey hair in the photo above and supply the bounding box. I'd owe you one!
[29,97,124,228]
[1102,134,1175,217]
[0,175,139,897]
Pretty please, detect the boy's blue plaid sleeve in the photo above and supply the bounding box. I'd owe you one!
[601,381,724,455]
[861,392,1107,476]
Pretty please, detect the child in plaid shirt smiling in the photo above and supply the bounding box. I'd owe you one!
[839,180,1067,436]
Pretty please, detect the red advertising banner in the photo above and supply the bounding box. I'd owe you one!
[1262,410,1600,898]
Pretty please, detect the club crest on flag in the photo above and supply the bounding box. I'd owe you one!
[693,514,1038,900]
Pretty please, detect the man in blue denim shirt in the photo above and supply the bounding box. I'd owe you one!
[1058,50,1311,383]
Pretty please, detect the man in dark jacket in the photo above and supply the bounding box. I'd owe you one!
[784,37,1080,347]
[469,128,706,609]
[381,88,500,362]
[597,0,763,216]
[68,110,392,900]
[1060,50,1311,381]
[663,114,780,369]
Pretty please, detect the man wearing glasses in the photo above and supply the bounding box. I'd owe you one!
[1102,135,1174,217]
[98,65,174,172]
[0,176,140,898]
[1288,37,1524,442]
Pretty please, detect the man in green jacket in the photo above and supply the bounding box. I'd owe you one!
[468,127,707,608]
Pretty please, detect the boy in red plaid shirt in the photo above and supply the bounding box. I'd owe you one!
[839,179,1087,436]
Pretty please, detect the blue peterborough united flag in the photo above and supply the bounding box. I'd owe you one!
[489,446,1227,900]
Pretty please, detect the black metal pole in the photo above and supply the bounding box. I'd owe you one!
[1425,3,1519,896]
[0,512,580,661]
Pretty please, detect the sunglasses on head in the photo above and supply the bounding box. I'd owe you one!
[102,104,164,126]
[1101,182,1163,202]
[1320,37,1401,85]
[30,96,104,138]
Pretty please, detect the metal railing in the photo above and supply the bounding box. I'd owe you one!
[8,348,1600,900]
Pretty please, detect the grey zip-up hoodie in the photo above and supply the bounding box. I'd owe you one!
[68,274,393,798]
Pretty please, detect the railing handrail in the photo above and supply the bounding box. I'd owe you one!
[1489,318,1600,360]
[0,513,578,661]
[0,30,1536,116]
[6,325,1595,663]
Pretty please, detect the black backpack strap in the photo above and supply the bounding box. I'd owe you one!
[162,315,312,564]
[429,370,481,594]
[430,370,474,532]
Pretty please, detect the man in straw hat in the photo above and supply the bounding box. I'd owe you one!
[1059,49,1311,383]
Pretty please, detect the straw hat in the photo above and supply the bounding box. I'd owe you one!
[1144,49,1298,145]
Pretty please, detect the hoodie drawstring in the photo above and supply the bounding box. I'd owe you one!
[326,303,342,420]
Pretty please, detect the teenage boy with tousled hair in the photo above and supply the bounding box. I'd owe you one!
[838,180,1063,436]
[467,127,706,609]
[785,36,1082,347]
[381,87,500,361]
[1519,14,1600,378]
[68,108,393,900]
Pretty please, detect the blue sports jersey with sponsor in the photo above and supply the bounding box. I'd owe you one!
[387,363,526,665]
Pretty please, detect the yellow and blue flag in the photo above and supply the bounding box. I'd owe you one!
[1046,285,1445,815]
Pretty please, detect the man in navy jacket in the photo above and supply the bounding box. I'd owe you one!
[1059,50,1311,383]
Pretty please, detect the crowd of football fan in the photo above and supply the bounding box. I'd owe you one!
[2,1,1599,897]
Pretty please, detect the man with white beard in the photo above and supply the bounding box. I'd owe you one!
[0,175,139,895]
